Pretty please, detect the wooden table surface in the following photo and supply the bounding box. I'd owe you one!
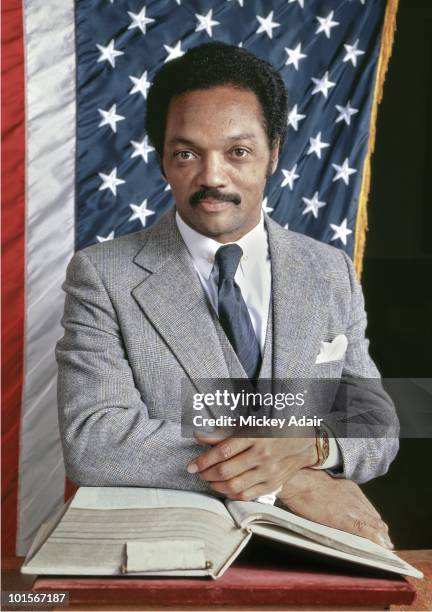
[390,551,431,611]
[2,551,430,611]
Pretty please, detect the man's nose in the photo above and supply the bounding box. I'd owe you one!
[197,153,228,188]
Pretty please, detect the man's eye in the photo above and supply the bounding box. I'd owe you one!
[232,147,249,158]
[174,151,194,160]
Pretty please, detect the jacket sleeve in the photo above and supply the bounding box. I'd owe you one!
[56,249,212,492]
[330,250,399,483]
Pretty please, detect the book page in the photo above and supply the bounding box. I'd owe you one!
[71,487,231,521]
[251,524,423,580]
[226,500,397,560]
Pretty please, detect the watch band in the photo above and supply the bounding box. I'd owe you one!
[314,426,330,466]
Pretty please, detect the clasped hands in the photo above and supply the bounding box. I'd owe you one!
[187,433,393,550]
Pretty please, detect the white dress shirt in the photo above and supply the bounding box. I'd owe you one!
[176,211,271,352]
[176,211,341,476]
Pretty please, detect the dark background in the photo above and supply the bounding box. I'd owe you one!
[360,0,432,548]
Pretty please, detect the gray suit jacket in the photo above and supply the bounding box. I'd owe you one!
[56,209,398,490]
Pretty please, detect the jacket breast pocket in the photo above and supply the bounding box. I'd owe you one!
[311,359,344,379]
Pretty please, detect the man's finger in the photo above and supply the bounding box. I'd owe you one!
[207,469,266,498]
[232,482,280,502]
[368,516,393,548]
[198,448,259,482]
[187,437,252,474]
[342,513,393,549]
[210,479,281,502]
[194,433,230,446]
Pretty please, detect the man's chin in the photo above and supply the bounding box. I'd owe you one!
[191,215,242,241]
[184,205,237,235]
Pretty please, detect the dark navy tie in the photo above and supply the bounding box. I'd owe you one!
[215,244,262,381]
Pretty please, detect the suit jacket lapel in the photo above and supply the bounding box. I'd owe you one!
[132,210,230,386]
[132,210,327,385]
[266,217,330,379]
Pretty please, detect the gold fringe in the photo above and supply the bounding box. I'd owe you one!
[353,0,400,279]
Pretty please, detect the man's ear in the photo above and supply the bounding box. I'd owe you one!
[270,139,280,174]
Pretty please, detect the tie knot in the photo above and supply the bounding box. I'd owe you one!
[215,244,243,281]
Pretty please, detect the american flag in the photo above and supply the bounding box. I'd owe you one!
[2,0,398,555]
[77,0,386,253]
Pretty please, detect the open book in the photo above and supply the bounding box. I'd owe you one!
[21,487,422,579]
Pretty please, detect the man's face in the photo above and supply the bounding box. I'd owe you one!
[162,85,279,243]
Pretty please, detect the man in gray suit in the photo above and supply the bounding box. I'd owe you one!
[57,43,396,548]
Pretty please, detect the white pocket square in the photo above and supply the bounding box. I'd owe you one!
[315,334,348,364]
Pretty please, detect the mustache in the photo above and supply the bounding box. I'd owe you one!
[189,188,242,207]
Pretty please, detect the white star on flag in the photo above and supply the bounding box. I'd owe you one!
[195,9,220,37]
[311,71,336,98]
[284,43,307,70]
[335,101,359,125]
[307,132,330,159]
[284,223,289,229]
[97,104,125,133]
[262,197,273,214]
[96,39,124,68]
[316,11,339,39]
[164,41,185,63]
[332,158,357,185]
[97,230,115,242]
[129,70,151,99]
[228,0,244,6]
[127,7,155,35]
[281,165,300,190]
[130,136,155,163]
[98,167,125,196]
[343,40,365,67]
[302,192,327,218]
[330,219,352,245]
[288,0,305,8]
[129,199,155,227]
[287,104,306,131]
[256,11,280,39]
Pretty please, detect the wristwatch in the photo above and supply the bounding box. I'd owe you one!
[314,426,330,466]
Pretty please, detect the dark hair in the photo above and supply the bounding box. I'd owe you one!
[146,42,288,159]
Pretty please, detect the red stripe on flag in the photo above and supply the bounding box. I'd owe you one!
[1,0,26,556]
[65,479,78,503]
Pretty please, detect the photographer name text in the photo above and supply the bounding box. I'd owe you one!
[192,415,323,429]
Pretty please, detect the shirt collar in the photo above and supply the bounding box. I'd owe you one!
[175,210,269,280]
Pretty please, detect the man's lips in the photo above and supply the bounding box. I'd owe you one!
[197,199,233,212]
